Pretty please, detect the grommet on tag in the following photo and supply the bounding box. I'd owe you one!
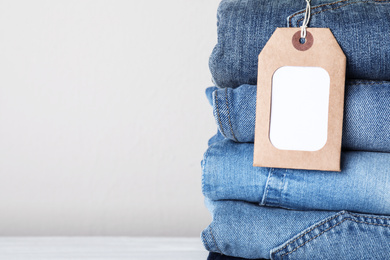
[292,31,313,51]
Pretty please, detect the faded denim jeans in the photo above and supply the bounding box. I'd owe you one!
[202,134,390,215]
[202,1,390,259]
[202,199,390,259]
[210,0,390,88]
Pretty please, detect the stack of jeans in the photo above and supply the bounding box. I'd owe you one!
[201,1,390,259]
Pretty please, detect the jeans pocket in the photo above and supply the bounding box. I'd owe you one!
[271,211,390,260]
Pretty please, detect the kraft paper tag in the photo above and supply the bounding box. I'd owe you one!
[253,28,346,172]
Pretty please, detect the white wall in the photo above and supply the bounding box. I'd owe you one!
[0,0,219,236]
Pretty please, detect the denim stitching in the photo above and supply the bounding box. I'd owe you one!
[279,217,390,259]
[214,90,227,138]
[288,0,350,27]
[279,170,288,207]
[348,218,390,228]
[296,0,390,27]
[280,218,348,259]
[201,145,211,197]
[260,168,274,206]
[209,226,222,254]
[225,88,238,142]
[202,231,210,251]
[348,80,390,86]
[273,211,346,255]
[349,213,390,220]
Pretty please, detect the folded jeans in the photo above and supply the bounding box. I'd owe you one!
[210,0,390,88]
[202,199,390,259]
[202,136,390,215]
[206,81,390,153]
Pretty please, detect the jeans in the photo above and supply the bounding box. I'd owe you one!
[210,0,390,88]
[202,199,390,259]
[202,136,390,215]
[206,81,390,153]
[208,252,266,260]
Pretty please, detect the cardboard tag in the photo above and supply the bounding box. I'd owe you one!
[253,28,346,172]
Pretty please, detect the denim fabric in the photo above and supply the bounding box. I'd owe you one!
[202,199,390,259]
[202,137,390,215]
[210,0,390,88]
[208,252,266,260]
[206,80,390,153]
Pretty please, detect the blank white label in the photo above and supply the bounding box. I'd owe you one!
[270,66,330,151]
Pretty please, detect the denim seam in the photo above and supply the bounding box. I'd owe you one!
[279,217,390,259]
[201,146,210,197]
[279,218,348,259]
[209,226,222,254]
[348,218,390,228]
[288,0,390,27]
[265,169,287,207]
[279,170,287,207]
[202,231,210,251]
[295,0,390,27]
[260,168,274,206]
[273,211,346,255]
[349,80,390,86]
[349,212,390,220]
[225,88,238,142]
[288,0,350,27]
[214,90,227,138]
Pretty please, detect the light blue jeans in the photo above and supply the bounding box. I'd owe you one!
[202,135,390,215]
[210,0,390,88]
[202,199,390,259]
[206,80,390,153]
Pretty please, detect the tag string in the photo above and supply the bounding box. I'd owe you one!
[301,0,311,39]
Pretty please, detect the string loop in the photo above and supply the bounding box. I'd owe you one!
[301,0,311,39]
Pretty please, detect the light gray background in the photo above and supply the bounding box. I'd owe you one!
[0,0,218,236]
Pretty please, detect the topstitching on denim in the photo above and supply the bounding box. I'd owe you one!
[348,80,390,86]
[272,212,390,259]
[214,90,227,138]
[272,211,346,256]
[202,226,224,255]
[225,88,238,142]
[260,168,274,206]
[202,231,210,251]
[260,169,288,208]
[288,0,390,27]
[209,226,223,254]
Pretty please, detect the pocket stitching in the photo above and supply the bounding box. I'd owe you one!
[288,0,350,27]
[273,211,346,255]
[279,217,390,259]
[280,218,348,259]
[295,0,390,27]
[349,212,390,220]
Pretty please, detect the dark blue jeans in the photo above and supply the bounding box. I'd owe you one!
[210,0,390,88]
[208,252,266,260]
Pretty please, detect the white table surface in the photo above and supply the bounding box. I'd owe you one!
[0,237,209,260]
